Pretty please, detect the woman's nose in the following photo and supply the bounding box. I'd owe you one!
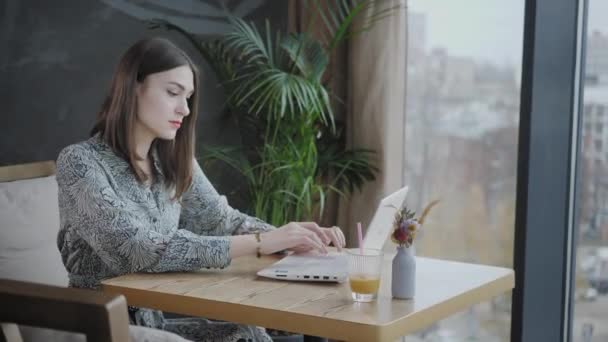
[177,100,190,116]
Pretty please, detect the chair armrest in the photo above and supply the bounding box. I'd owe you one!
[0,279,130,342]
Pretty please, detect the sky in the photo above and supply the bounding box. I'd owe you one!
[588,0,608,33]
[409,0,608,65]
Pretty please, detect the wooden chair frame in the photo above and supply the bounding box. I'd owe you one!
[0,161,130,342]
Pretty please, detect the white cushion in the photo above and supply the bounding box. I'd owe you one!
[0,175,68,286]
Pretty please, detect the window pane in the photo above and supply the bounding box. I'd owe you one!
[404,1,523,340]
[573,1,608,341]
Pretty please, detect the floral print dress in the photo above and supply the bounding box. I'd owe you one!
[55,135,274,342]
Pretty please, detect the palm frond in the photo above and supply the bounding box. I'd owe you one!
[225,16,274,67]
[281,33,329,82]
[304,0,401,51]
[318,147,378,194]
[199,145,255,184]
[229,68,334,126]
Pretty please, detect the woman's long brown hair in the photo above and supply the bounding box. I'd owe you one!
[91,37,200,199]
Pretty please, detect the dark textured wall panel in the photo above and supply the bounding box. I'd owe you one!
[0,0,285,166]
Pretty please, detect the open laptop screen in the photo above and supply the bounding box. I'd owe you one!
[362,186,409,250]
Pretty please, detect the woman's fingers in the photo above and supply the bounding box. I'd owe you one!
[334,226,346,248]
[297,222,330,245]
[295,222,348,251]
[280,222,349,254]
[289,245,314,254]
[287,223,326,253]
[324,227,343,251]
[299,233,327,254]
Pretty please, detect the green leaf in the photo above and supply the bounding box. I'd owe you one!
[281,33,329,82]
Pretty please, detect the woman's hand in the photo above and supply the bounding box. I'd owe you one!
[294,222,346,252]
[259,222,346,255]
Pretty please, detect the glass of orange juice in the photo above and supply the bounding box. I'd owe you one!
[346,248,383,302]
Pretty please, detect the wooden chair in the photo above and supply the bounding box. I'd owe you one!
[0,161,130,342]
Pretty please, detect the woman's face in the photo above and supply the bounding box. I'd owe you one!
[135,65,194,141]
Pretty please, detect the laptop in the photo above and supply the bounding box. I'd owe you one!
[256,186,409,282]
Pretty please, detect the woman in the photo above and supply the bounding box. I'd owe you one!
[56,37,346,342]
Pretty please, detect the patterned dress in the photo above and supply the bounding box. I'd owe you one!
[55,135,275,342]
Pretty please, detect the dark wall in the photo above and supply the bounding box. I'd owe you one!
[0,0,286,165]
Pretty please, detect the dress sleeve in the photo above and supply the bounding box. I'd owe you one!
[178,159,275,236]
[56,145,231,274]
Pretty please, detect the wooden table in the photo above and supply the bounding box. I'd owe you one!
[102,253,514,342]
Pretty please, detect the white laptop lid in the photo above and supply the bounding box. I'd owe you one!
[362,186,409,250]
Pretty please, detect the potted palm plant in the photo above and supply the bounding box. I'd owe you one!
[149,1,395,226]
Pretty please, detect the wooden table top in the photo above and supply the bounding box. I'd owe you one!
[102,253,514,342]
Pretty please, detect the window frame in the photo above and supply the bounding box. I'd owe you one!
[511,0,588,341]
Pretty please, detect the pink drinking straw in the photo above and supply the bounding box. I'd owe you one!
[357,222,364,255]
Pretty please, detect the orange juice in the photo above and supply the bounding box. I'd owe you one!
[349,275,380,294]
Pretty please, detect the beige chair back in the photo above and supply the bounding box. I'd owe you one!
[0,161,56,182]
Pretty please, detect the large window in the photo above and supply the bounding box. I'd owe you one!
[572,1,608,341]
[404,1,524,340]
